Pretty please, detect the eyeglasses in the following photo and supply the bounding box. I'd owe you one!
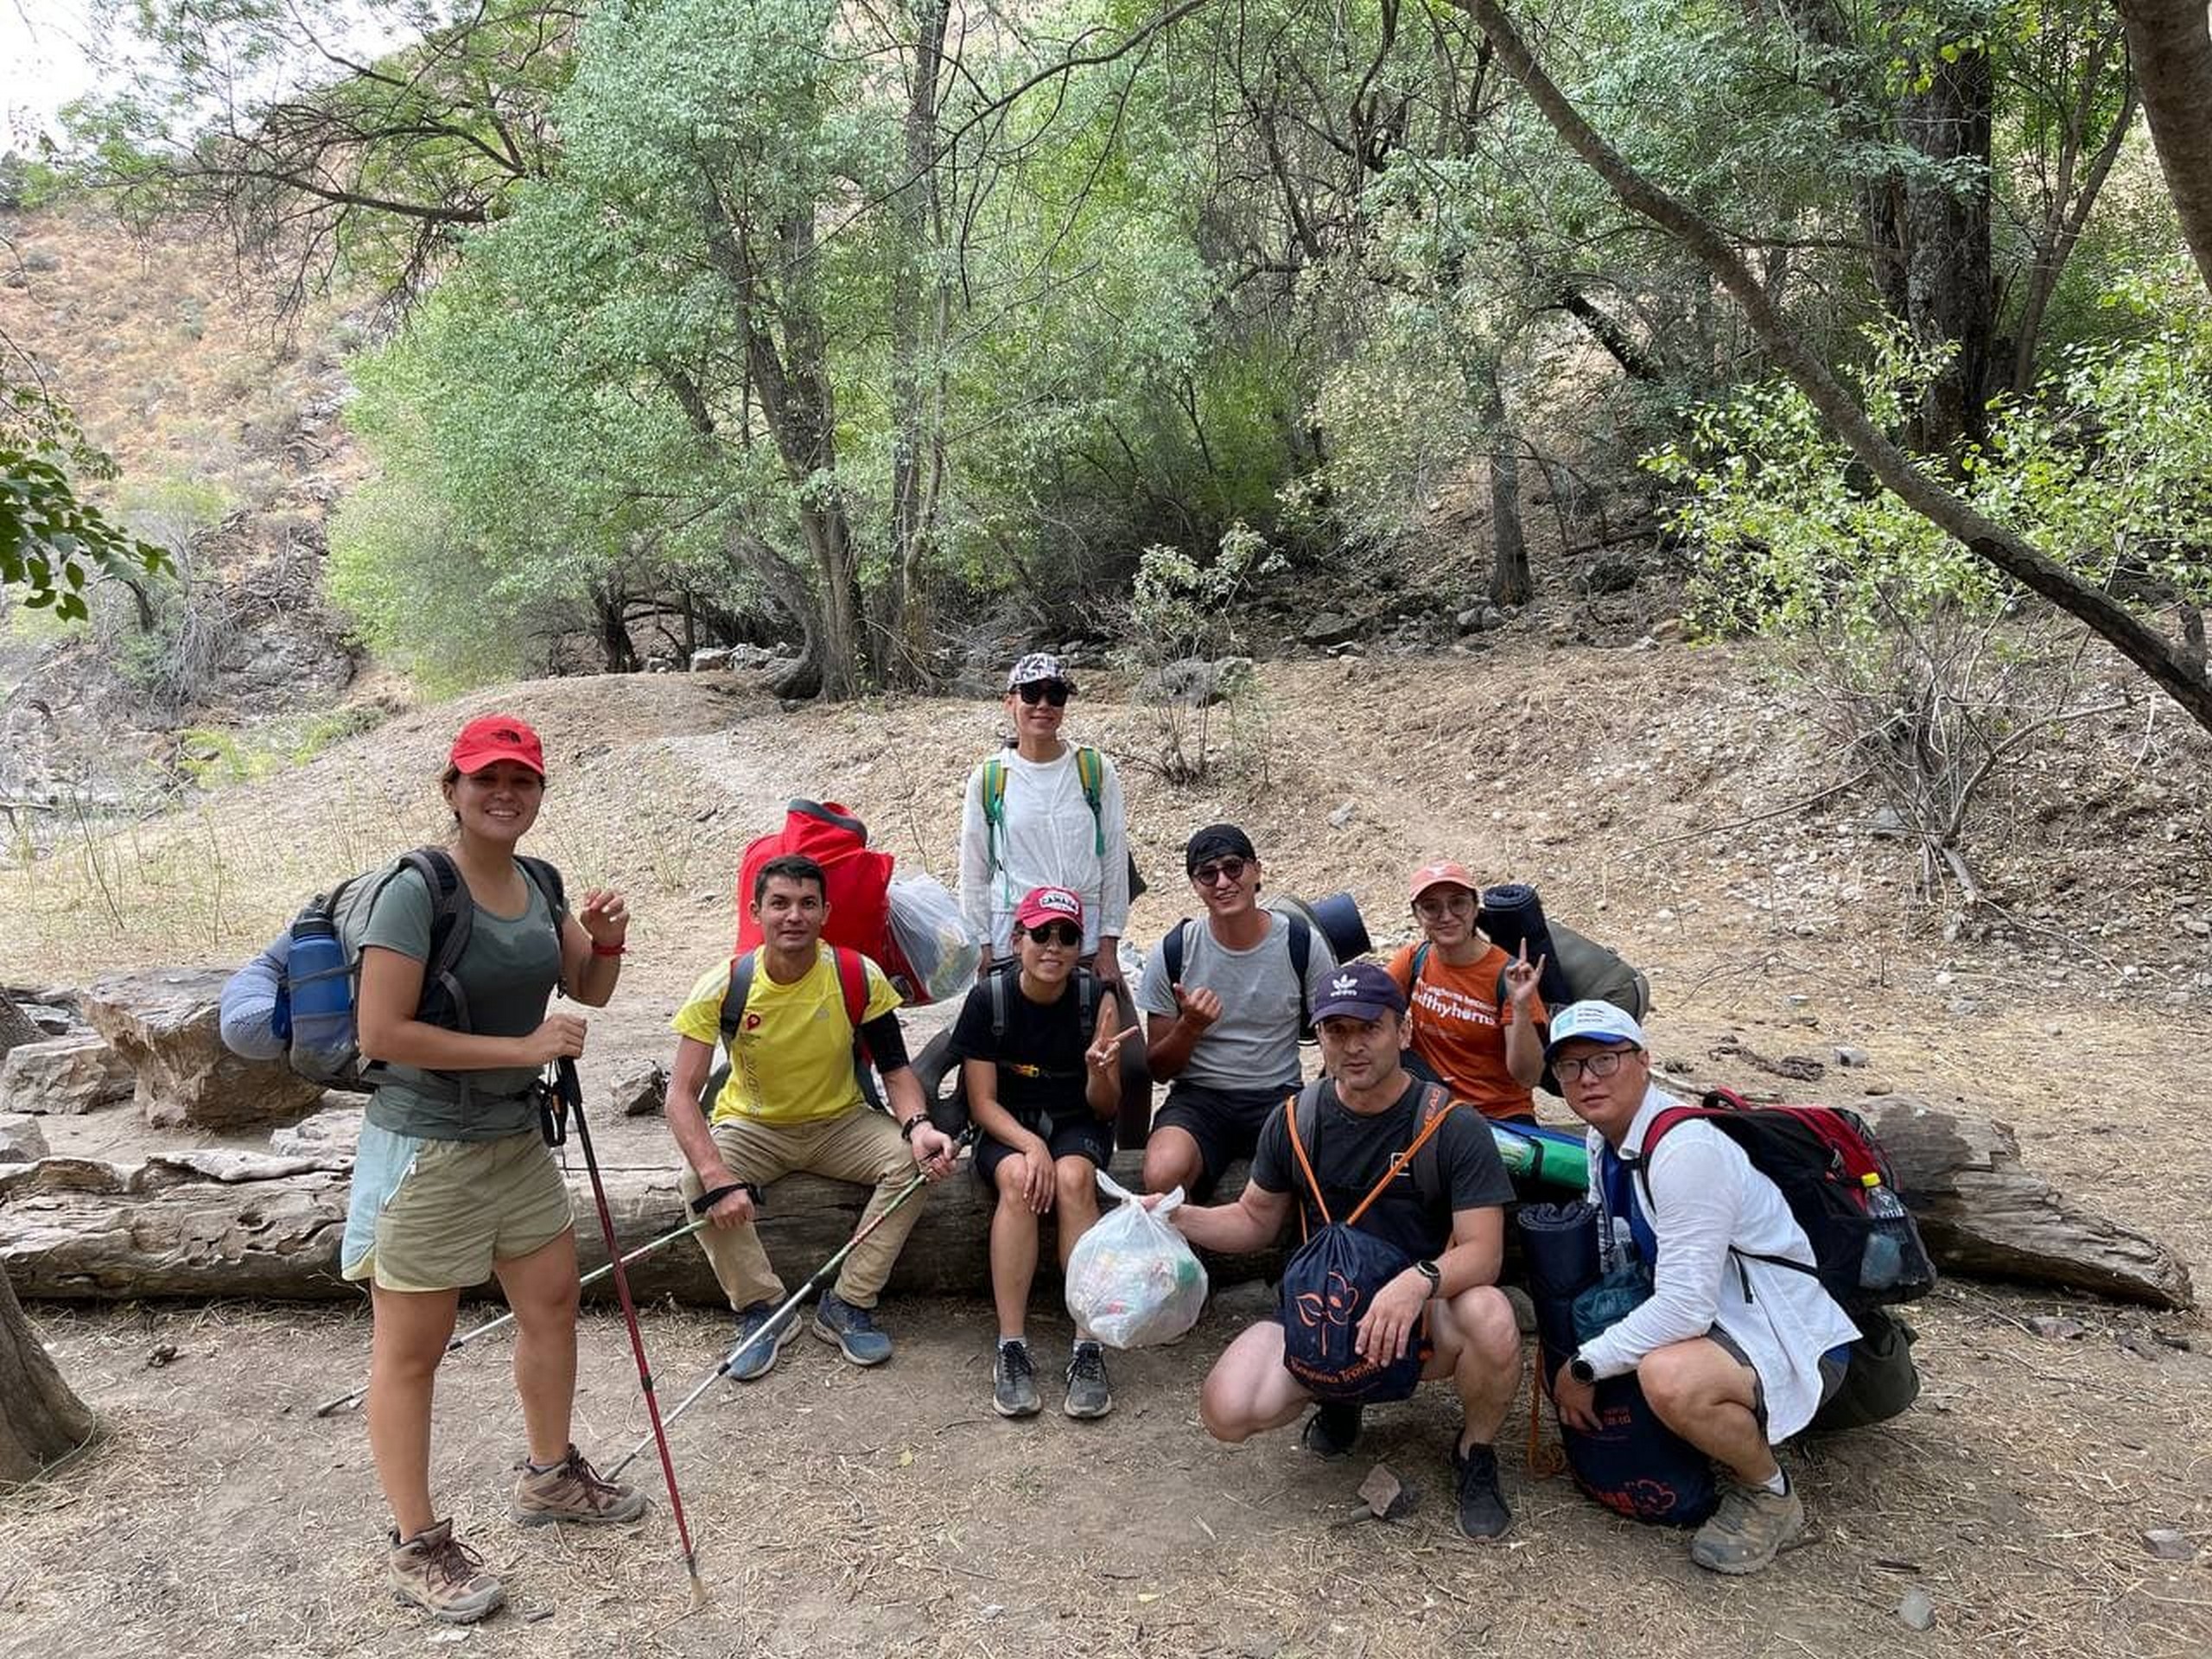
[1024,922,1082,947]
[1413,892,1474,920]
[1015,682,1071,706]
[1190,857,1249,887]
[1552,1049,1639,1084]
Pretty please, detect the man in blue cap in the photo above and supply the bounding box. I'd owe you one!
[1546,1000,1860,1574]
[1160,960,1523,1539]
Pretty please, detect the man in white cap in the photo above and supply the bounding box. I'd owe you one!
[1546,1001,1860,1574]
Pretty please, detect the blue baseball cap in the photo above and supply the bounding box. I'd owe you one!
[1310,960,1408,1024]
[1544,1000,1648,1059]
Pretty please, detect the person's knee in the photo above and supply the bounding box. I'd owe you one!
[1197,1371,1254,1444]
[1141,1136,1197,1192]
[1451,1287,1521,1362]
[1054,1157,1100,1209]
[1637,1345,1702,1418]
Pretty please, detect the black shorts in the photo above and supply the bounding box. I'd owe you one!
[1151,1080,1295,1189]
[974,1111,1116,1190]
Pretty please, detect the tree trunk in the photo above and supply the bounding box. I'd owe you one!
[592,582,639,674]
[2011,72,2138,393]
[1900,44,1995,452]
[1454,0,2212,738]
[0,1256,96,1483]
[2115,0,2212,298]
[1489,440,1532,607]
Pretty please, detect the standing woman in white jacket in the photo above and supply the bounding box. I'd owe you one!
[957,652,1133,1001]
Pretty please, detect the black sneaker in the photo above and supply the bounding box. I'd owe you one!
[1064,1340,1113,1420]
[1300,1402,1364,1459]
[993,1339,1041,1418]
[1452,1440,1512,1540]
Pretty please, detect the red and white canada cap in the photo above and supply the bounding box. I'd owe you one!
[1015,885,1084,931]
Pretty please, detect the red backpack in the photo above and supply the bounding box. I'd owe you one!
[734,800,917,994]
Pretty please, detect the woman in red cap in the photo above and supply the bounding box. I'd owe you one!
[1387,861,1547,1125]
[343,713,641,1623]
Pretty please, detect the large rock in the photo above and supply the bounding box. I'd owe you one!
[80,968,321,1130]
[1153,656,1254,708]
[268,1104,365,1159]
[0,1114,48,1162]
[1301,611,1362,647]
[0,1033,135,1116]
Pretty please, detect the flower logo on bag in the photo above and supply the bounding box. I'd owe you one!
[1292,1269,1361,1358]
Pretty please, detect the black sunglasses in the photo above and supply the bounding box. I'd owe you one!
[1191,856,1249,887]
[1015,682,1071,706]
[1024,922,1083,947]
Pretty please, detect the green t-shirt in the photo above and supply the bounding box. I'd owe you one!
[358,863,565,1140]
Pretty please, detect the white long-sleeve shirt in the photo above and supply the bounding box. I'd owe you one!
[957,743,1131,958]
[1580,1084,1862,1441]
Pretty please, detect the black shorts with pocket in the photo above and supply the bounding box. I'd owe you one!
[974,1110,1116,1190]
[1150,1079,1295,1191]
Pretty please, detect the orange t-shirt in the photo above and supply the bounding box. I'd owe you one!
[1384,941,1547,1121]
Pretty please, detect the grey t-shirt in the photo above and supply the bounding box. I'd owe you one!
[358,864,564,1140]
[1139,912,1337,1090]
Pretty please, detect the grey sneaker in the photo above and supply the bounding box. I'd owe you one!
[727,1301,799,1382]
[993,1339,1041,1417]
[812,1289,893,1365]
[1690,1479,1807,1574]
[1064,1340,1113,1420]
[512,1444,647,1527]
[1452,1440,1513,1540]
[388,1518,503,1624]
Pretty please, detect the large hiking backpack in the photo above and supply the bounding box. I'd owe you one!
[979,744,1148,905]
[227,846,566,1090]
[1631,1086,1937,1311]
[705,944,882,1110]
[1469,882,1649,1020]
[1276,1082,1461,1404]
[735,800,939,999]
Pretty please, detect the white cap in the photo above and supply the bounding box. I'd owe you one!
[1544,1000,1648,1059]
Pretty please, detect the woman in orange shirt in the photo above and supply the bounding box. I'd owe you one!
[1384,861,1547,1123]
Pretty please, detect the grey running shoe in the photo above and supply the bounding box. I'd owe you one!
[1452,1440,1513,1540]
[389,1518,503,1624]
[993,1339,1041,1418]
[728,1301,800,1382]
[512,1444,647,1527]
[812,1289,893,1365]
[1300,1402,1364,1459]
[1063,1340,1113,1420]
[1690,1480,1807,1574]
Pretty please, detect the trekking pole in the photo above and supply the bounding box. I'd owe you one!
[607,1125,973,1481]
[554,1058,709,1612]
[311,1214,713,1419]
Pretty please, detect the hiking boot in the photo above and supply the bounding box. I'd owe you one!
[512,1444,647,1527]
[1690,1479,1807,1574]
[1300,1402,1364,1460]
[388,1518,504,1624]
[1452,1440,1513,1540]
[812,1289,893,1366]
[1064,1340,1113,1420]
[993,1339,1041,1417]
[727,1300,799,1382]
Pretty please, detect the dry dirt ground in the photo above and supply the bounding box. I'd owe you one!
[3,649,2211,1658]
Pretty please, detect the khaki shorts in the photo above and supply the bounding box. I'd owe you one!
[353,1128,573,1294]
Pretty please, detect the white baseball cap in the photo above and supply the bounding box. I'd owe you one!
[1543,1000,1648,1059]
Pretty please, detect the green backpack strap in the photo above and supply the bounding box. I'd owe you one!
[981,756,1008,876]
[1074,745,1106,855]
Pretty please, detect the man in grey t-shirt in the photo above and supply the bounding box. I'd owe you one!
[1139,823,1336,1194]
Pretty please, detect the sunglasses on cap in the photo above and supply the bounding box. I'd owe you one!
[1023,921,1082,947]
[1015,681,1071,706]
[1191,856,1249,887]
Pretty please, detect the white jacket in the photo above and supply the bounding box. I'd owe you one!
[1580,1084,1862,1440]
[957,743,1130,957]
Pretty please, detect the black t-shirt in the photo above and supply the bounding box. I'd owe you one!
[1249,1077,1515,1262]
[944,970,1095,1127]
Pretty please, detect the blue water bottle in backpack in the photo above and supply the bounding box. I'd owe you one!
[285,914,354,1073]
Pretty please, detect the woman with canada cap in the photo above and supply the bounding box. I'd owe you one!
[345,714,643,1624]
[1385,860,1547,1125]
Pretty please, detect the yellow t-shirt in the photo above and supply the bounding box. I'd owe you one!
[671,948,904,1125]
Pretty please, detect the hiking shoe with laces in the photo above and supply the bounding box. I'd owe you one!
[1690,1479,1806,1574]
[1063,1340,1113,1420]
[1300,1402,1364,1459]
[389,1518,504,1624]
[728,1300,799,1382]
[812,1289,893,1365]
[1452,1440,1513,1540]
[993,1339,1041,1417]
[512,1444,647,1527]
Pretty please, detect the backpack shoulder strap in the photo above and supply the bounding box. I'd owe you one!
[515,855,567,920]
[1411,941,1432,982]
[404,847,476,1031]
[718,950,759,1048]
[988,958,1014,1039]
[1074,746,1106,855]
[1285,913,1312,1034]
[1283,1083,1334,1229]
[1077,965,1099,1033]
[981,756,1007,874]
[831,946,869,1032]
[1408,1082,1455,1213]
[1344,1086,1460,1227]
[1163,917,1192,985]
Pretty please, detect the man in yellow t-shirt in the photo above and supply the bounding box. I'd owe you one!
[666,854,958,1377]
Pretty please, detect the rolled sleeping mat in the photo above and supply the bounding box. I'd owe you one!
[1490,1121,1591,1191]
[1516,1200,1603,1303]
[1270,892,1370,964]
[1477,883,1572,1007]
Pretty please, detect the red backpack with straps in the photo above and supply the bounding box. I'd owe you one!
[734,800,917,994]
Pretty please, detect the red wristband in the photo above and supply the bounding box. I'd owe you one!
[591,941,626,958]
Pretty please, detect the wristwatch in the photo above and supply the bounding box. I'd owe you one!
[1412,1258,1442,1290]
[1568,1352,1597,1385]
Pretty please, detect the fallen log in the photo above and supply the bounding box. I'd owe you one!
[0,1100,2189,1310]
[0,1148,1278,1305]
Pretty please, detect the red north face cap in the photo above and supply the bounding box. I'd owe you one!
[449,715,545,778]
